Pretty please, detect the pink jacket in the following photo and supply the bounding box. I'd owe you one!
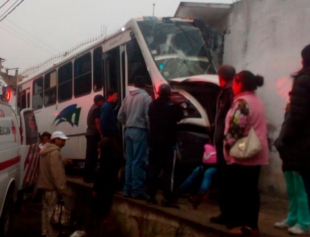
[224,92,269,166]
[202,144,217,164]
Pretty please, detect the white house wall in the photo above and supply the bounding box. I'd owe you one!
[224,0,310,196]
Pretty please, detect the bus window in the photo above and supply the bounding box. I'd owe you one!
[74,53,92,97]
[58,62,72,102]
[44,71,57,106]
[93,47,103,91]
[32,77,43,110]
[126,39,152,86]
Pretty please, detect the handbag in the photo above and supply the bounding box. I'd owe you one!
[50,196,71,229]
[229,126,262,159]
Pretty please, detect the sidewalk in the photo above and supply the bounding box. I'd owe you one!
[67,176,291,237]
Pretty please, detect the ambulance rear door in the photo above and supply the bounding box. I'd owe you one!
[19,109,40,190]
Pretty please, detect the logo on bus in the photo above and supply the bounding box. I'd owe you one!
[53,104,81,127]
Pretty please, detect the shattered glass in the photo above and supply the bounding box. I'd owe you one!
[138,20,217,81]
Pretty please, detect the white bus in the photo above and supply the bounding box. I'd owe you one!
[17,17,220,173]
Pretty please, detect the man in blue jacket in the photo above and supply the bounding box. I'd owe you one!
[100,89,118,138]
[118,76,152,199]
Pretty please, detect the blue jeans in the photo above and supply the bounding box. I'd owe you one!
[123,128,147,197]
[180,165,217,194]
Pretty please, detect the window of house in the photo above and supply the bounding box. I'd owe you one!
[93,47,103,91]
[58,62,72,102]
[44,71,57,106]
[32,77,43,110]
[74,53,92,97]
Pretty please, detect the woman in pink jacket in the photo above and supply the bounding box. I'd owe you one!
[223,70,269,236]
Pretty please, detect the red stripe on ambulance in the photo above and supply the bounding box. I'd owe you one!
[0,156,21,171]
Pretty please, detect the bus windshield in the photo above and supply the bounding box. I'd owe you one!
[138,20,216,81]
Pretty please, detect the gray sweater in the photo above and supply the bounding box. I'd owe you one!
[117,88,152,129]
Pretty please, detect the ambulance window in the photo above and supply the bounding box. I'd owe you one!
[58,62,72,102]
[32,77,43,110]
[74,53,92,97]
[93,47,103,92]
[44,71,57,106]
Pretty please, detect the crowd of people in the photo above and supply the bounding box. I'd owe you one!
[36,44,310,237]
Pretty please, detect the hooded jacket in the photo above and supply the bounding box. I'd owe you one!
[37,142,66,192]
[117,88,152,129]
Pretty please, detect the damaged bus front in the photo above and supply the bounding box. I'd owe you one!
[136,17,222,167]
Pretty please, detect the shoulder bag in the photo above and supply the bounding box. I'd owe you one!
[50,195,71,229]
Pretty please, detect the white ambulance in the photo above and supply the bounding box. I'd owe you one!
[0,78,39,236]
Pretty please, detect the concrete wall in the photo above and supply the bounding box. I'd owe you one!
[223,0,310,196]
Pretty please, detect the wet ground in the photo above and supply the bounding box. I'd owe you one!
[9,197,42,237]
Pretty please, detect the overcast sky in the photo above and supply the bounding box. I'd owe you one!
[0,0,233,73]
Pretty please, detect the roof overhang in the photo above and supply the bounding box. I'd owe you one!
[174,2,232,31]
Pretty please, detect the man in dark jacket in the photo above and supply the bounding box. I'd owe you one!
[84,94,104,183]
[146,84,183,208]
[211,65,235,224]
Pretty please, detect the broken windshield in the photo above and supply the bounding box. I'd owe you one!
[137,20,216,81]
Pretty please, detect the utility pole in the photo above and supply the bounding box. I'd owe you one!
[153,3,155,18]
[0,58,5,72]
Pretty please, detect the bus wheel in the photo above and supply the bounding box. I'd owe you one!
[0,192,14,236]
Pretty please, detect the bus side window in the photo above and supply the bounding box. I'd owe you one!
[126,39,153,96]
[93,47,103,92]
[44,71,57,107]
[74,53,92,97]
[58,62,73,102]
[32,77,44,110]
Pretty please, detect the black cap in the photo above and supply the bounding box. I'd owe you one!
[94,94,104,103]
[302,44,310,62]
[159,84,171,97]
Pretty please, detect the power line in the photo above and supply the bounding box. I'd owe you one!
[0,23,55,54]
[0,0,18,19]
[0,25,53,55]
[5,19,58,52]
[0,0,24,22]
[0,1,10,10]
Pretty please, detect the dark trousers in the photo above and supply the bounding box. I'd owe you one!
[147,147,176,201]
[84,134,101,180]
[225,164,261,229]
[216,143,228,218]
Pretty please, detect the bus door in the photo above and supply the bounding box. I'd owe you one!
[103,47,120,102]
[103,45,126,158]
[19,109,39,190]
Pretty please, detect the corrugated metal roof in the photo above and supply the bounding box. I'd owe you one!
[174,2,232,31]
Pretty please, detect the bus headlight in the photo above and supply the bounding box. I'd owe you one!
[170,92,201,118]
